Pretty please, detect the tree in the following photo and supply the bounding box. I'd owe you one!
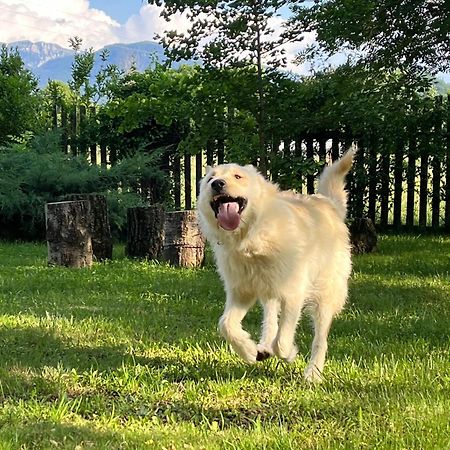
[149,0,296,173]
[0,46,40,144]
[289,0,450,77]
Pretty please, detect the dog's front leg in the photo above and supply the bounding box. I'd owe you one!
[218,293,258,363]
[256,299,280,361]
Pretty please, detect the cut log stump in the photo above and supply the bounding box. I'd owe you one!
[67,194,113,261]
[45,200,93,268]
[162,211,205,268]
[126,206,165,259]
[349,217,378,254]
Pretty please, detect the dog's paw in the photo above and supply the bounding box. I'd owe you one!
[304,365,323,383]
[230,339,259,364]
[273,339,298,363]
[256,344,273,361]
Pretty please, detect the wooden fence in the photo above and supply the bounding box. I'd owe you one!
[52,96,450,232]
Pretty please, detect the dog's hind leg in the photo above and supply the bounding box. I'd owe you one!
[218,293,258,363]
[304,305,334,382]
[256,299,280,361]
[304,285,346,382]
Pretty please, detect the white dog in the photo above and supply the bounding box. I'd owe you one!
[197,149,355,382]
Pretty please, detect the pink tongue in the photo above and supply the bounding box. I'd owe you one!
[217,202,241,231]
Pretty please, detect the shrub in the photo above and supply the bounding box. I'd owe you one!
[0,131,166,240]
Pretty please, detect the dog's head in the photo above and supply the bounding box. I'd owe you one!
[197,163,274,233]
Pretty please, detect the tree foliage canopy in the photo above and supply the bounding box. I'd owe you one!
[0,46,40,145]
[290,0,450,75]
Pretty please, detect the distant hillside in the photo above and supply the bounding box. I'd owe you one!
[4,40,172,87]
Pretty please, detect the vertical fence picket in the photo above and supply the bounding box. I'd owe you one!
[173,153,181,210]
[89,106,97,165]
[446,94,450,231]
[70,107,77,157]
[431,98,443,229]
[61,107,68,154]
[100,143,107,167]
[294,136,303,193]
[306,137,314,194]
[353,140,365,218]
[419,124,430,229]
[331,136,340,161]
[195,152,203,198]
[406,135,417,228]
[393,139,404,229]
[184,152,192,210]
[367,136,377,224]
[217,138,225,164]
[379,146,390,229]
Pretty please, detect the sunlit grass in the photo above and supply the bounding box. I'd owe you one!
[0,236,449,449]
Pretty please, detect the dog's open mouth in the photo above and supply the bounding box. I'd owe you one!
[210,195,247,231]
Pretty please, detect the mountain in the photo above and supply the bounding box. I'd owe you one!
[4,40,170,87]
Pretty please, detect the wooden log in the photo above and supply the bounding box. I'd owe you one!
[349,218,378,255]
[162,211,205,268]
[67,194,113,261]
[126,206,165,259]
[45,200,93,268]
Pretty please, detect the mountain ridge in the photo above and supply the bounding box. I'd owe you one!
[3,40,168,87]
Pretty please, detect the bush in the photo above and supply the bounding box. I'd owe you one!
[0,131,166,240]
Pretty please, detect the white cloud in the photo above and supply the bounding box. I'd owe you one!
[0,0,119,49]
[0,0,316,75]
[118,4,192,44]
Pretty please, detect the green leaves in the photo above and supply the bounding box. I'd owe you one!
[290,0,450,76]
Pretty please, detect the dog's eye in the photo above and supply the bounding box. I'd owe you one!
[234,174,242,180]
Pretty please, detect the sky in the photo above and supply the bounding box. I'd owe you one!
[0,0,315,74]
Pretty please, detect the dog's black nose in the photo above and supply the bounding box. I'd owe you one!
[211,178,226,193]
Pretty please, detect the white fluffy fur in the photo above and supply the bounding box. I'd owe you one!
[197,149,355,382]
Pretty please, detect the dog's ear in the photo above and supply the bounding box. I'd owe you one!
[205,165,213,175]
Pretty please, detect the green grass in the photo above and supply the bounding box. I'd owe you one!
[0,236,449,449]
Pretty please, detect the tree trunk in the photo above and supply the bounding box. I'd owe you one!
[349,218,378,255]
[162,211,205,268]
[67,194,113,261]
[126,206,165,259]
[45,200,93,268]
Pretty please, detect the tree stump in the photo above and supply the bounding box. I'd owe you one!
[126,206,165,259]
[67,194,113,261]
[45,200,93,268]
[162,211,205,268]
[349,218,378,254]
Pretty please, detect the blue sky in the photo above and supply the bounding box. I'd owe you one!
[90,0,144,24]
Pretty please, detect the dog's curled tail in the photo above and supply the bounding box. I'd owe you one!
[318,145,356,220]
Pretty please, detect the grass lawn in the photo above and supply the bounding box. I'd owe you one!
[0,235,449,449]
